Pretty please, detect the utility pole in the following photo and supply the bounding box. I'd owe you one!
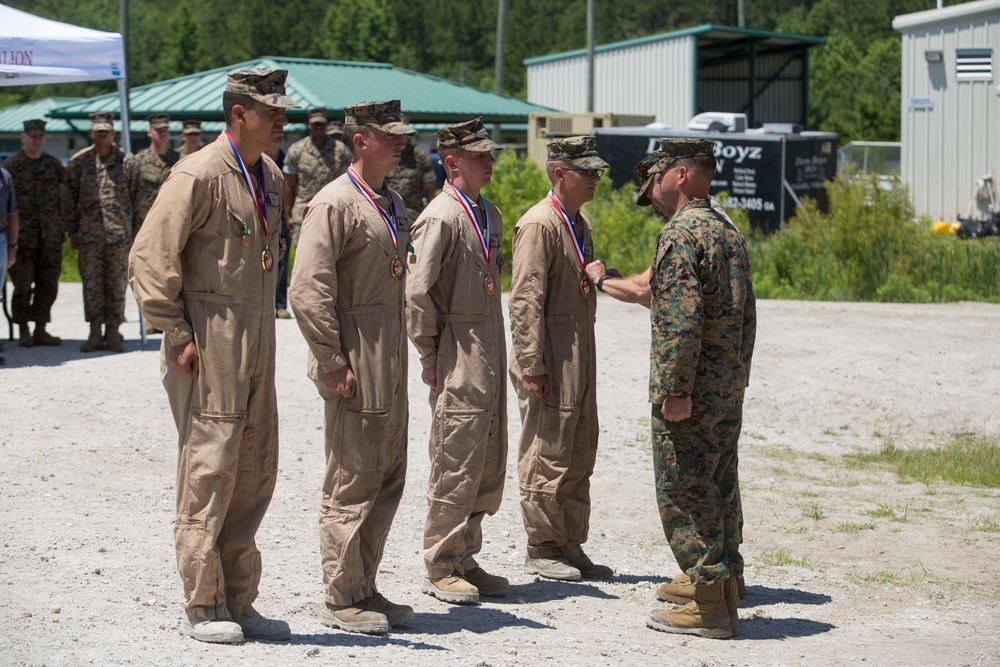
[738,0,746,28]
[586,0,595,112]
[493,0,507,142]
[119,0,132,154]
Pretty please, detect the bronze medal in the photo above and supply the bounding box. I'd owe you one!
[391,256,405,280]
[484,275,496,296]
[581,277,591,296]
[261,246,274,273]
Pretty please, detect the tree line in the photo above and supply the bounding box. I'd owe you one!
[6,0,958,143]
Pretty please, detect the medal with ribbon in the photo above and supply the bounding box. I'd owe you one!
[449,182,497,296]
[549,190,591,296]
[347,168,406,280]
[225,131,273,272]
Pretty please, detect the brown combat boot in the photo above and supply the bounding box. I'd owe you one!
[646,580,732,639]
[657,571,746,603]
[105,323,125,352]
[18,324,35,348]
[464,567,510,597]
[422,575,480,604]
[80,323,104,352]
[725,574,739,636]
[33,324,62,347]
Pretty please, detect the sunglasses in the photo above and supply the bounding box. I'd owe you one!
[565,168,604,179]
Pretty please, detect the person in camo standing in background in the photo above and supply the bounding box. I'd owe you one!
[290,100,415,636]
[280,107,351,319]
[2,119,65,348]
[405,117,509,606]
[178,120,204,158]
[385,119,436,221]
[129,67,298,645]
[508,136,614,582]
[64,111,140,354]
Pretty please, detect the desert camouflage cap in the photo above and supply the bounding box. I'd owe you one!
[634,151,663,207]
[147,113,170,129]
[23,119,46,135]
[225,67,300,109]
[546,135,609,169]
[326,120,344,136]
[308,108,328,125]
[436,117,501,152]
[647,137,716,176]
[343,100,415,136]
[181,120,203,135]
[90,112,114,132]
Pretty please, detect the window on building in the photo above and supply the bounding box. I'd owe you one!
[956,48,993,81]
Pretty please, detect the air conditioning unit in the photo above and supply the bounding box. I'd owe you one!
[686,112,747,133]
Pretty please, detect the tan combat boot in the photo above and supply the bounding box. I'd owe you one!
[365,592,415,627]
[657,571,746,603]
[725,574,739,636]
[105,323,125,352]
[464,567,510,597]
[646,580,732,639]
[33,324,62,346]
[80,323,104,352]
[422,574,480,604]
[321,600,389,635]
[18,324,35,348]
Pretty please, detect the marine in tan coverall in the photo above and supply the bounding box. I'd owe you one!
[405,118,508,606]
[508,136,614,582]
[128,67,299,645]
[289,100,416,636]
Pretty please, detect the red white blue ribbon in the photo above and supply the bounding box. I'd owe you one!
[225,131,267,237]
[449,182,491,263]
[347,167,398,248]
[549,190,585,269]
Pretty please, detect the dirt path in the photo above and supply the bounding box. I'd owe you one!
[1,288,998,665]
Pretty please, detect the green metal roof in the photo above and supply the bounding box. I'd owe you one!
[523,24,825,66]
[0,97,84,134]
[49,56,557,124]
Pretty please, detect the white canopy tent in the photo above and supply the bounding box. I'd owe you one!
[0,4,142,342]
[0,4,131,150]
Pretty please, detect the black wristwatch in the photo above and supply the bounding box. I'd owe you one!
[8,243,16,250]
[596,274,609,292]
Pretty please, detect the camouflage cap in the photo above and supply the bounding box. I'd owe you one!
[633,151,663,207]
[147,113,170,129]
[343,100,415,136]
[546,135,609,169]
[326,120,344,136]
[181,120,203,135]
[436,117,501,152]
[90,112,114,132]
[647,138,716,176]
[307,108,328,125]
[23,119,46,136]
[225,67,300,109]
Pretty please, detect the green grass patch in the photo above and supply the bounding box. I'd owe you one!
[833,521,877,533]
[863,502,909,522]
[848,436,1000,488]
[970,515,1000,533]
[802,502,825,520]
[758,548,817,569]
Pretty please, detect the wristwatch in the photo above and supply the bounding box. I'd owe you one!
[8,243,16,249]
[596,274,609,292]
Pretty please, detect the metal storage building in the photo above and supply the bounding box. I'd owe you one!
[893,0,1000,221]
[524,24,824,128]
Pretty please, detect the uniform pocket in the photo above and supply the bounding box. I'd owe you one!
[543,315,584,405]
[336,406,389,472]
[432,407,490,503]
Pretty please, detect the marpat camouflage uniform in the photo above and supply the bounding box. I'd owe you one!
[386,144,435,220]
[1,150,65,326]
[132,146,180,226]
[283,135,351,226]
[649,196,756,586]
[65,144,140,326]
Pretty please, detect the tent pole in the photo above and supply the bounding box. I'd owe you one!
[117,78,145,345]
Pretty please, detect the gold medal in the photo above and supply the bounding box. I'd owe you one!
[242,235,250,247]
[261,246,274,273]
[390,256,405,280]
[484,275,496,296]
[581,277,591,296]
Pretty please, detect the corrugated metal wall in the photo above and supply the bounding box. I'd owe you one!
[527,37,694,124]
[900,14,1000,220]
[698,50,806,124]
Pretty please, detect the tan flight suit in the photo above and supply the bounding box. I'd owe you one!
[289,171,409,607]
[128,133,284,622]
[405,185,507,579]
[508,195,599,560]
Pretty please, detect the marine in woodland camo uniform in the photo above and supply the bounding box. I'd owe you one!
[643,138,755,638]
[132,114,180,225]
[282,110,352,239]
[2,120,66,344]
[64,112,140,348]
[385,142,436,220]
